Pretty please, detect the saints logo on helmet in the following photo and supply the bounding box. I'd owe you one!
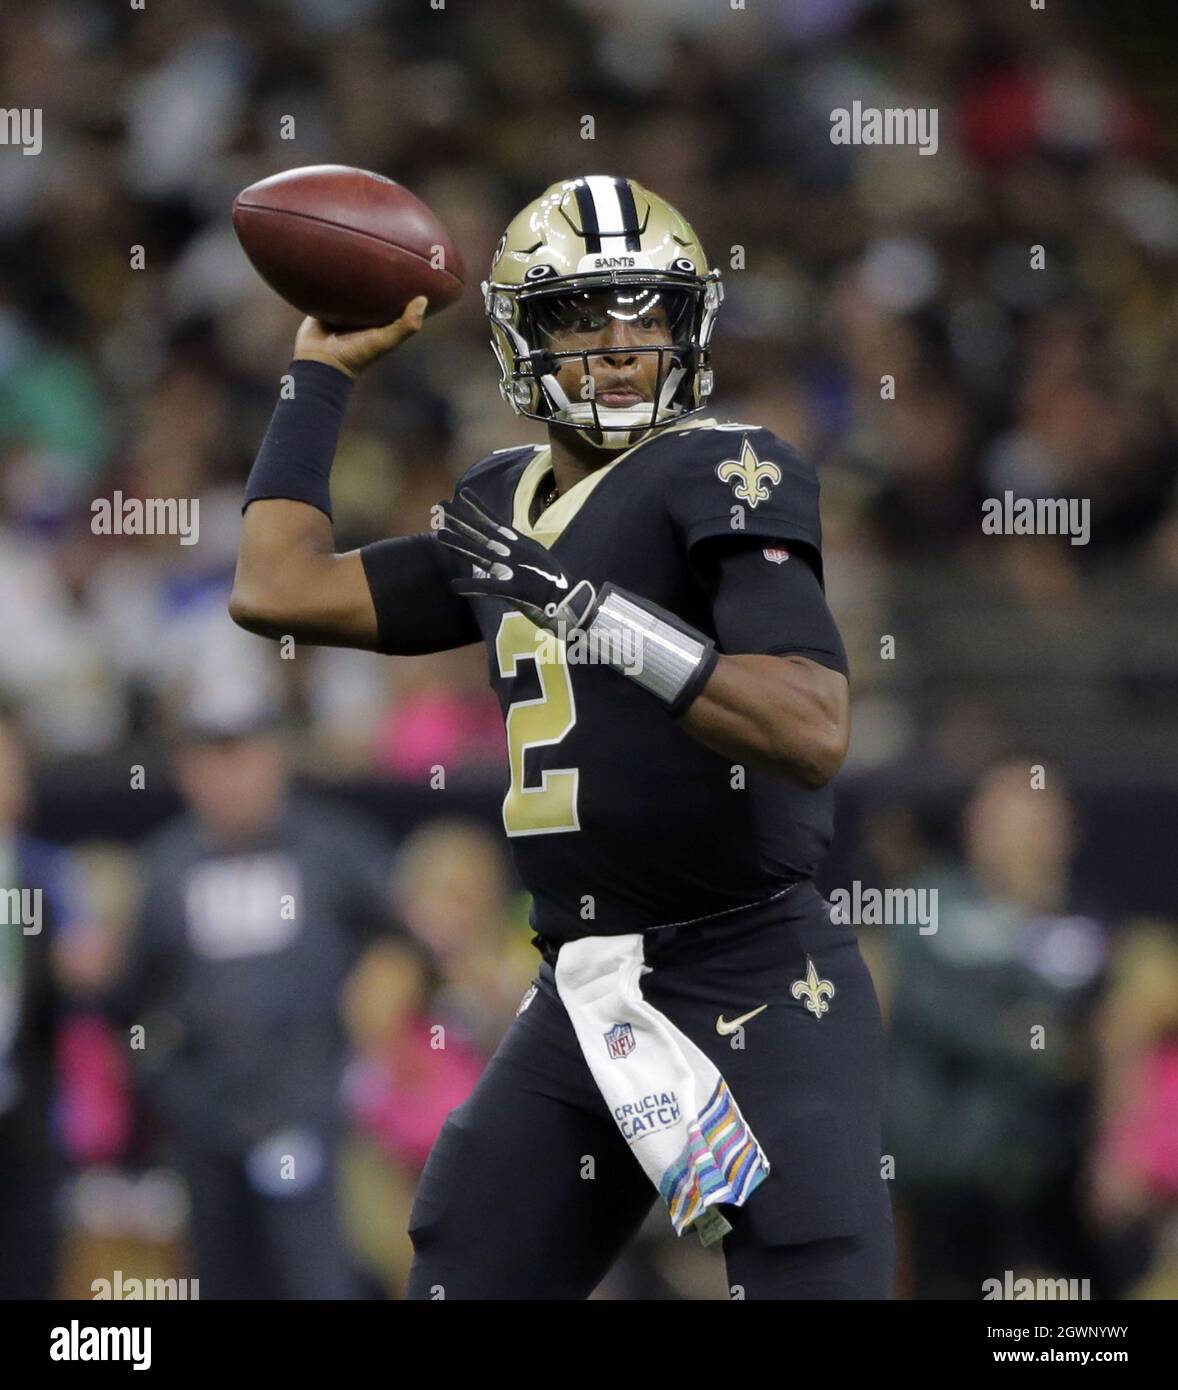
[483,176,724,450]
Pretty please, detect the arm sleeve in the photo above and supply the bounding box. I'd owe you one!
[693,536,849,676]
[359,532,481,655]
[242,360,353,520]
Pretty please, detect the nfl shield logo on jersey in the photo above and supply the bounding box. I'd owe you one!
[604,1022,636,1059]
[762,546,790,564]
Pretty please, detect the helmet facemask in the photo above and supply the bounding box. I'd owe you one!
[487,271,722,450]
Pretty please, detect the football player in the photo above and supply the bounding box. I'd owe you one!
[231,176,894,1299]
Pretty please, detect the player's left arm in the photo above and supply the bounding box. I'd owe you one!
[675,539,849,787]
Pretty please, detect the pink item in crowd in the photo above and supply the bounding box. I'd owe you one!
[57,1014,132,1165]
[349,1013,486,1170]
[1103,1039,1178,1198]
[373,691,505,777]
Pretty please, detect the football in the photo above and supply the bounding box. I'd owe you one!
[232,164,465,328]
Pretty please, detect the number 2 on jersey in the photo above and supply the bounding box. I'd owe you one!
[496,611,580,836]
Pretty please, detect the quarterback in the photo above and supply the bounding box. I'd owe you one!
[231,176,894,1299]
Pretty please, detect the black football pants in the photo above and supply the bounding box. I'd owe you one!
[406,882,894,1300]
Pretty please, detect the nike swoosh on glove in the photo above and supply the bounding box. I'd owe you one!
[437,488,600,635]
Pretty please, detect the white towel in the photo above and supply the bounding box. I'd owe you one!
[554,933,769,1245]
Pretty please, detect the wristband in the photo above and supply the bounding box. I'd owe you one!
[242,359,354,520]
[586,583,719,717]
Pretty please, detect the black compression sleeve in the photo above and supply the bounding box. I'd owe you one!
[697,538,849,675]
[359,533,481,655]
[242,360,354,519]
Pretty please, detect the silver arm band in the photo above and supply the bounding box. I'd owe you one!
[586,584,717,713]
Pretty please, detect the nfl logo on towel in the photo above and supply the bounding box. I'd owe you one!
[604,1022,636,1059]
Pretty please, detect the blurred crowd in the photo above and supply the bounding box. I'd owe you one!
[1,0,1178,1298]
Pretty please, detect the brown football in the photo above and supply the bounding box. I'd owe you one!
[232,165,465,328]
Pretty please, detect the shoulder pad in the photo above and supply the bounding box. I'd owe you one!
[659,424,822,554]
[456,444,540,489]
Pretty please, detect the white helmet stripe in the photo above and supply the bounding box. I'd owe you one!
[584,175,630,256]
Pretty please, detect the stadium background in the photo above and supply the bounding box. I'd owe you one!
[2,0,1177,1299]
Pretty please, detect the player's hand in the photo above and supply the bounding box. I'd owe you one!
[437,489,599,635]
[293,295,428,380]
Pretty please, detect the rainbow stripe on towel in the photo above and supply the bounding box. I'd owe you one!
[660,1077,770,1236]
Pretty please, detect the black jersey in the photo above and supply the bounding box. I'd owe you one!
[435,418,844,943]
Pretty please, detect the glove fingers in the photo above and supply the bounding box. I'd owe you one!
[440,510,514,560]
[437,524,496,563]
[439,509,490,546]
[456,488,517,541]
[448,576,548,627]
[438,535,510,577]
[449,576,512,601]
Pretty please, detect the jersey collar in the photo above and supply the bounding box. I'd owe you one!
[511,416,718,548]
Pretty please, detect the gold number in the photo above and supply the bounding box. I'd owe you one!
[496,612,579,836]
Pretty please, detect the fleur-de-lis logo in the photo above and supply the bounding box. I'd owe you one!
[790,956,835,1019]
[715,437,782,509]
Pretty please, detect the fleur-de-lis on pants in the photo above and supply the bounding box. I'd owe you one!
[791,956,835,1019]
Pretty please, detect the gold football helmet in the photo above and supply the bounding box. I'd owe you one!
[483,176,723,449]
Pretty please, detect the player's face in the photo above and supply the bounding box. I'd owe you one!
[536,287,681,411]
